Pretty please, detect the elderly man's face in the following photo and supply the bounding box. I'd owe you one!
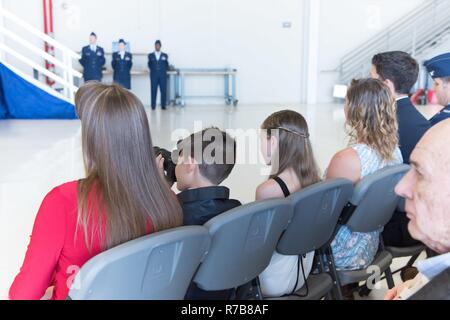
[395,122,450,253]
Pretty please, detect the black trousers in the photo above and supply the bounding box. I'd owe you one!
[151,74,167,109]
[383,210,421,247]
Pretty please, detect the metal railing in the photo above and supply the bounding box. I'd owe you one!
[338,0,450,84]
[0,8,81,103]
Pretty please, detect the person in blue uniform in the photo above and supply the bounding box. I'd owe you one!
[112,39,133,90]
[424,53,450,126]
[148,40,169,110]
[79,32,106,82]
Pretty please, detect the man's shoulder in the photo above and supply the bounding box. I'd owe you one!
[410,267,450,300]
[178,186,241,220]
[431,108,450,125]
[397,99,430,127]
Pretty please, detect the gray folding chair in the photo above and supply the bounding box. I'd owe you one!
[271,179,354,300]
[68,226,211,300]
[192,199,293,298]
[334,165,410,293]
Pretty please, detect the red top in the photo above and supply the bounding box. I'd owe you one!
[9,181,153,300]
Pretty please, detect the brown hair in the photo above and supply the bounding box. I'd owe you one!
[372,51,419,94]
[178,127,237,185]
[75,82,183,250]
[346,78,399,161]
[261,110,321,188]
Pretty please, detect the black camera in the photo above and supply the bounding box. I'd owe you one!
[154,147,177,186]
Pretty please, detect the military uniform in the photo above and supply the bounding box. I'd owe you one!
[79,45,106,82]
[112,51,133,90]
[425,53,450,126]
[430,105,450,126]
[148,41,169,110]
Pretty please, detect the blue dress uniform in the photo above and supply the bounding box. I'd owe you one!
[148,43,169,110]
[79,45,106,82]
[430,105,450,126]
[112,51,133,89]
[425,53,450,126]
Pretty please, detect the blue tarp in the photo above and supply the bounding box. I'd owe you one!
[0,63,78,119]
[0,78,7,119]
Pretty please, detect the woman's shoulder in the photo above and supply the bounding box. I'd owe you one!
[330,147,361,170]
[331,147,360,164]
[34,181,79,226]
[327,147,361,184]
[256,179,285,201]
[46,181,79,203]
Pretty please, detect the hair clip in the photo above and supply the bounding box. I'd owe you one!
[277,127,310,139]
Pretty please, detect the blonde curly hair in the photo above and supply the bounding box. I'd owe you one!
[346,78,399,161]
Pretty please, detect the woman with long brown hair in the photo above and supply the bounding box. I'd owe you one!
[10,83,183,300]
[326,78,403,272]
[256,110,321,298]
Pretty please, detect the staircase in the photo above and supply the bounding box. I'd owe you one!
[0,7,81,104]
[338,0,450,85]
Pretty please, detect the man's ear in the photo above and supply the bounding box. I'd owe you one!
[383,79,396,96]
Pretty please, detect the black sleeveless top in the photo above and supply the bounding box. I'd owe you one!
[273,177,291,198]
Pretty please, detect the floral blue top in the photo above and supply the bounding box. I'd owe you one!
[331,144,403,271]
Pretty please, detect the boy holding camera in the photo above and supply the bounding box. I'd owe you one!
[156,128,241,299]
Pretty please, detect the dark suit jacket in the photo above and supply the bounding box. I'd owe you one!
[430,105,450,127]
[397,97,431,164]
[410,267,450,300]
[178,186,241,226]
[147,52,169,78]
[79,46,106,81]
[112,52,133,89]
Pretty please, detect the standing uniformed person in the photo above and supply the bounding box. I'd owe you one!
[112,39,133,90]
[425,53,450,126]
[148,40,169,110]
[79,32,106,82]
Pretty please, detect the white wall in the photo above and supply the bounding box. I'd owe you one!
[1,0,433,105]
[422,37,450,63]
[49,0,304,105]
[316,0,426,103]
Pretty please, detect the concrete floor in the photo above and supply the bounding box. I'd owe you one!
[0,102,436,300]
